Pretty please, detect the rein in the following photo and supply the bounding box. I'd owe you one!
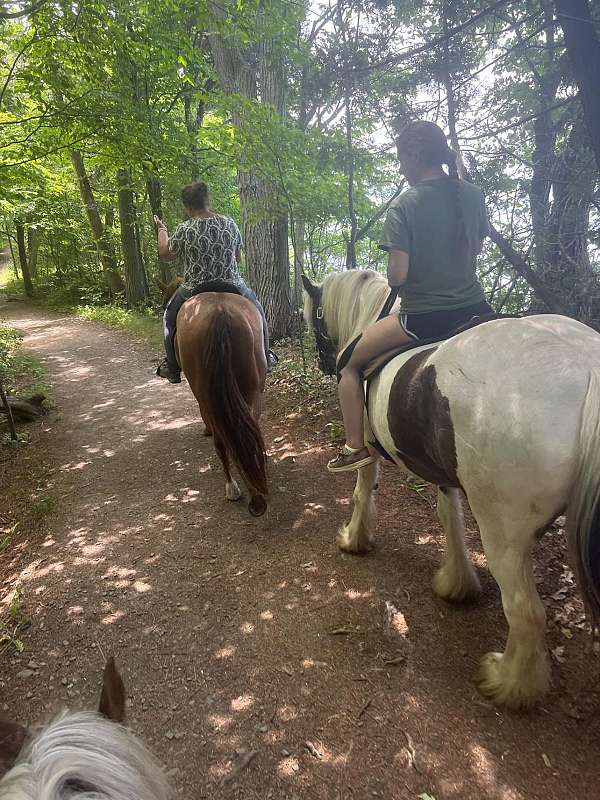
[312,284,400,377]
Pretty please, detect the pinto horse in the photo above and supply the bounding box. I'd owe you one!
[303,269,600,709]
[0,658,171,799]
[160,278,268,516]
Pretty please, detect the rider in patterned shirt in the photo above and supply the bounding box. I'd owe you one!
[154,181,277,383]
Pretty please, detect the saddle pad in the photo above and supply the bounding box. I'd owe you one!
[186,280,245,297]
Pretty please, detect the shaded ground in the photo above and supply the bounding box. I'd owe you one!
[1,301,599,800]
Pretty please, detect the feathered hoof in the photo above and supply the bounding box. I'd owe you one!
[248,495,267,517]
[474,651,550,709]
[225,480,242,501]
[432,564,481,603]
[336,524,372,554]
[202,425,213,437]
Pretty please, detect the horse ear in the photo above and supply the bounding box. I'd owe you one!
[0,717,28,772]
[98,657,126,723]
[301,274,320,300]
[156,279,166,292]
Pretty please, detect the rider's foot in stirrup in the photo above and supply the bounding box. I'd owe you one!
[327,445,376,473]
[266,350,279,371]
[156,359,181,384]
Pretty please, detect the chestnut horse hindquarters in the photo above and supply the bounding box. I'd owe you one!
[175,293,268,516]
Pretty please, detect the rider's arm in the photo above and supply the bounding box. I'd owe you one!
[154,216,178,262]
[387,249,409,288]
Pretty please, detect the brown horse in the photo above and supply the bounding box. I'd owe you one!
[161,278,268,516]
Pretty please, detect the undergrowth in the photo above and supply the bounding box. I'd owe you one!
[74,304,163,348]
[0,326,47,396]
[0,587,31,654]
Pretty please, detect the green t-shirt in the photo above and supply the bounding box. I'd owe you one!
[379,177,489,314]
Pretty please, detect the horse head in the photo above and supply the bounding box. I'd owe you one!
[301,274,337,377]
[0,658,171,798]
[157,275,184,309]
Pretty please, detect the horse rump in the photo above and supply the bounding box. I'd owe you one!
[568,369,600,627]
[201,307,268,513]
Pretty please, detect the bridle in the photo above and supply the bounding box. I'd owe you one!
[311,296,337,377]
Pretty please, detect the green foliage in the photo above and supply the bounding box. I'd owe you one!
[74,304,163,348]
[1,0,597,322]
[0,588,31,654]
[0,325,46,395]
[31,494,57,516]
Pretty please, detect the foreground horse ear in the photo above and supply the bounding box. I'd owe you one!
[156,279,166,292]
[0,717,28,772]
[98,657,126,723]
[301,274,320,300]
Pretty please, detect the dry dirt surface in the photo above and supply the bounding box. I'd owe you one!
[1,302,599,800]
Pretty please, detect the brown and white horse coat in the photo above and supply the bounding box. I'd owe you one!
[304,269,600,708]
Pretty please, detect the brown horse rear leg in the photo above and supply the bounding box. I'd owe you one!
[214,438,241,501]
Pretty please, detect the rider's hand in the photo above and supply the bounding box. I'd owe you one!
[153,215,167,232]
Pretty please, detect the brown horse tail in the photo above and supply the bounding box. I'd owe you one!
[568,369,600,627]
[201,309,268,503]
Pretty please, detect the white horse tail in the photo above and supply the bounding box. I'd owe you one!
[568,369,600,626]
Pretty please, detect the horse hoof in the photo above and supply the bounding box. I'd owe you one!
[202,426,213,437]
[474,651,549,709]
[225,481,242,501]
[248,495,267,516]
[432,564,481,603]
[336,524,372,554]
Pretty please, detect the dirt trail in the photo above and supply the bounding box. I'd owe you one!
[1,302,599,800]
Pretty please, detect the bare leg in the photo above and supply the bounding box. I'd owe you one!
[338,315,412,449]
[432,488,481,601]
[215,438,241,502]
[337,459,380,553]
[474,517,549,708]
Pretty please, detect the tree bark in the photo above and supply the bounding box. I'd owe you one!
[71,150,124,296]
[144,171,171,282]
[117,169,148,307]
[15,222,34,296]
[555,0,600,173]
[208,4,292,339]
[27,225,41,279]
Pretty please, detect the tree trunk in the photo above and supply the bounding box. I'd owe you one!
[27,225,41,279]
[117,169,148,307]
[292,218,305,309]
[71,150,124,297]
[543,119,597,322]
[183,91,208,181]
[555,0,600,173]
[144,172,171,282]
[15,222,34,297]
[208,5,292,339]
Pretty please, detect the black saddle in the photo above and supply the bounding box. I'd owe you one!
[187,280,244,297]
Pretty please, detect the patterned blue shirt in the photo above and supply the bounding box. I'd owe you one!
[168,215,243,289]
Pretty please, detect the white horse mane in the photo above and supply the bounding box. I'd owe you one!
[320,270,397,348]
[0,711,172,800]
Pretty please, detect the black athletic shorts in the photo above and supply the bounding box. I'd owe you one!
[399,300,494,341]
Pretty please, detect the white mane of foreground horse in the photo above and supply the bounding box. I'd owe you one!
[303,269,600,709]
[0,658,172,800]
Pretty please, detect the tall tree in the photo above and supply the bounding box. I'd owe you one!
[555,0,600,172]
[117,169,148,307]
[208,1,292,339]
[71,150,124,296]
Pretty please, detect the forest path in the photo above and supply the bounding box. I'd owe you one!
[1,301,598,800]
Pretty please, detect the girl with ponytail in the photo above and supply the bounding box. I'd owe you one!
[328,120,492,473]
